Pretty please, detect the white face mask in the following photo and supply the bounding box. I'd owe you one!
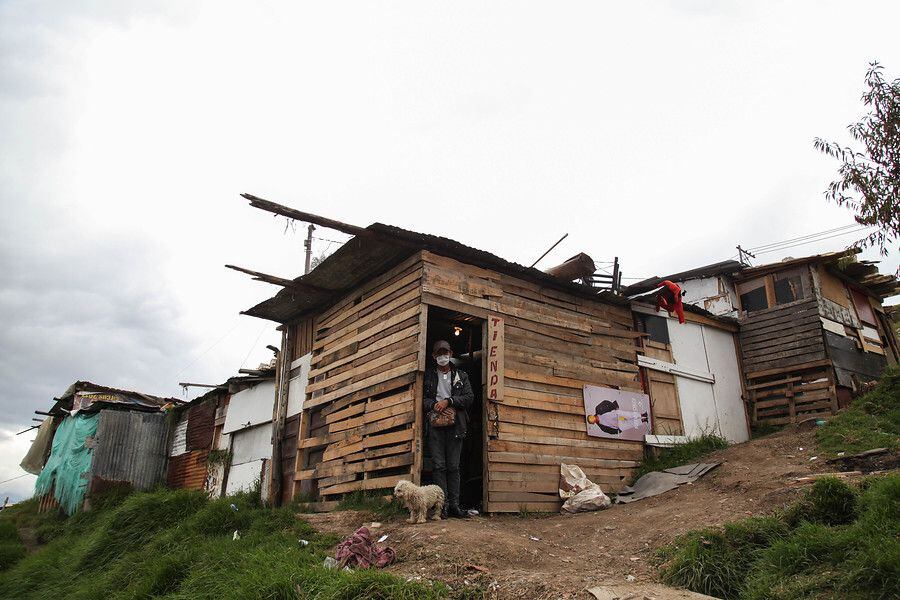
[435,355,451,367]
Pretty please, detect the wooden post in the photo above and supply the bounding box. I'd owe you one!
[270,326,293,505]
[412,304,428,485]
[764,276,777,309]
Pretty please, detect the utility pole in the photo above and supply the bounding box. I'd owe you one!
[304,224,316,274]
[736,245,755,267]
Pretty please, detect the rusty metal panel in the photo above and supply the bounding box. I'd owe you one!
[91,410,169,490]
[186,399,216,451]
[166,450,210,490]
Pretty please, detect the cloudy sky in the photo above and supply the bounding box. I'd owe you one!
[1,0,898,501]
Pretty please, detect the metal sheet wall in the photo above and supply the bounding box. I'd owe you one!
[91,410,170,490]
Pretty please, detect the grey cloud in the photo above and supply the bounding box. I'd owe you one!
[0,217,196,430]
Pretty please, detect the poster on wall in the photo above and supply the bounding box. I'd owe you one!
[583,385,652,441]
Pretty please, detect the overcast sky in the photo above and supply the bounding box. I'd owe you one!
[2,1,898,501]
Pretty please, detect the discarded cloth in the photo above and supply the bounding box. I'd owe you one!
[559,463,612,513]
[615,462,720,504]
[20,416,56,475]
[335,526,396,568]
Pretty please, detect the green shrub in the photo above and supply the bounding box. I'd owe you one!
[816,366,899,456]
[658,517,787,599]
[784,477,858,527]
[658,474,900,600]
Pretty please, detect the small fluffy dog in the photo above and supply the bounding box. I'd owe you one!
[393,479,444,524]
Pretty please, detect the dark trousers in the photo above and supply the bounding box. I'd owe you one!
[428,426,463,509]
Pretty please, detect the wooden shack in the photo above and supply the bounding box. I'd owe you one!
[236,196,645,512]
[625,250,899,428]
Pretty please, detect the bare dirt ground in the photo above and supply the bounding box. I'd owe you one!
[303,429,835,599]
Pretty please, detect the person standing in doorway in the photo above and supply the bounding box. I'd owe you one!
[424,339,474,518]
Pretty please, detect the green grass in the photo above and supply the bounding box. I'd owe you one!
[0,516,26,571]
[816,366,900,457]
[0,487,470,599]
[633,433,729,482]
[657,474,900,600]
[337,490,406,521]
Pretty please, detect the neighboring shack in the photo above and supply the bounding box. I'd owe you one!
[27,382,180,514]
[235,196,672,512]
[632,302,749,443]
[626,250,899,428]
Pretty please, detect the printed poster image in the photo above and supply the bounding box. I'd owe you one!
[583,385,652,441]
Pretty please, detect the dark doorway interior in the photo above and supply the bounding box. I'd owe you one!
[422,306,484,511]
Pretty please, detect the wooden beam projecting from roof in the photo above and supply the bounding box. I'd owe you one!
[225,264,335,294]
[241,193,372,238]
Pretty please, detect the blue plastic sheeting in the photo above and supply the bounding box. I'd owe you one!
[34,413,100,515]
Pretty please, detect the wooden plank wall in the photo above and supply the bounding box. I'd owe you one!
[420,251,644,513]
[294,253,424,504]
[640,342,683,435]
[739,298,826,374]
[747,360,837,425]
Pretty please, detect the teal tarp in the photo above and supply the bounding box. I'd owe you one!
[34,413,100,515]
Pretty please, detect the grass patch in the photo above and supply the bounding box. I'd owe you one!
[658,474,900,599]
[337,490,406,521]
[633,433,729,482]
[0,517,26,571]
[0,487,469,599]
[816,366,899,457]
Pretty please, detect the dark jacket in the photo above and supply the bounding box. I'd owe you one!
[423,366,474,438]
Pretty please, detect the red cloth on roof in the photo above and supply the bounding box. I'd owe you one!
[655,280,685,324]
[335,526,396,569]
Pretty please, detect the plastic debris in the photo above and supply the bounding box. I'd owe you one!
[230,503,238,512]
[377,534,388,543]
[299,539,309,546]
[625,574,636,582]
[323,557,338,569]
[559,463,612,513]
[369,522,381,529]
[467,509,479,517]
[232,530,240,541]
[529,536,540,541]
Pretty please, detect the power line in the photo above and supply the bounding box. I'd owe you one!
[746,224,860,252]
[754,227,873,256]
[0,473,30,486]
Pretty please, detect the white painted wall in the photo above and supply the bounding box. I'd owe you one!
[223,380,276,434]
[701,326,749,443]
[634,303,749,443]
[286,353,311,418]
[667,320,749,443]
[678,276,739,318]
[225,421,273,495]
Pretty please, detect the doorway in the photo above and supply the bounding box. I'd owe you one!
[422,305,485,511]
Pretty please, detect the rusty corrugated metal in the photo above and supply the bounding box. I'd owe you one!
[166,450,210,490]
[186,399,216,451]
[90,410,169,490]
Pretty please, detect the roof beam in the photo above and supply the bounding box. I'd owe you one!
[242,193,373,238]
[225,264,336,294]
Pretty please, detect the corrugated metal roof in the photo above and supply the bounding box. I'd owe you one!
[244,222,627,323]
[90,410,169,491]
[623,260,744,294]
[49,381,183,418]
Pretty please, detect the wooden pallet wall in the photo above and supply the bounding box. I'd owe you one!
[420,251,644,513]
[739,298,827,374]
[294,253,425,504]
[747,360,837,425]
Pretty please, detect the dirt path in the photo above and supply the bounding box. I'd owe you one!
[304,430,831,599]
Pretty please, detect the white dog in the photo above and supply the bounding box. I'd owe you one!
[393,479,444,524]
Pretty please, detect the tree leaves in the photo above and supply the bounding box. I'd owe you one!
[815,62,899,256]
